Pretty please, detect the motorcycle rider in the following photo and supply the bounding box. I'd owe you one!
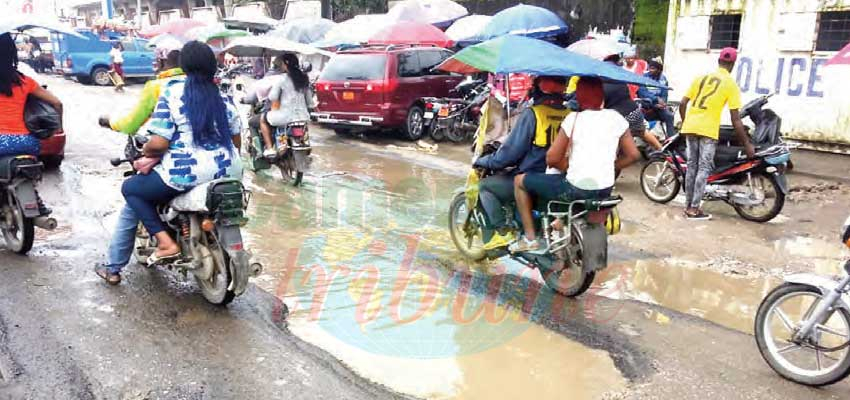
[94,49,185,285]
[472,76,570,250]
[258,53,314,160]
[241,56,286,144]
[602,54,663,151]
[678,47,755,220]
[637,58,676,138]
[511,77,640,252]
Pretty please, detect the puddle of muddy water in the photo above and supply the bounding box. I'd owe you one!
[244,141,626,399]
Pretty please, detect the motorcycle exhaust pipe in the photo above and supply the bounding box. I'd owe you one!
[250,262,264,277]
[34,216,57,231]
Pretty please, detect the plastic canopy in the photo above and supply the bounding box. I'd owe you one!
[223,34,333,57]
[0,15,85,38]
[445,15,492,42]
[386,0,468,27]
[437,35,666,87]
[271,18,336,44]
[140,19,206,38]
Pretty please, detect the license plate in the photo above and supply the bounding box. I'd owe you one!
[342,91,354,100]
[438,108,450,117]
[423,112,434,119]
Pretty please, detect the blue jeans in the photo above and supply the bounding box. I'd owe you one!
[105,205,139,274]
[479,175,515,229]
[523,173,612,202]
[121,171,183,236]
[0,134,40,156]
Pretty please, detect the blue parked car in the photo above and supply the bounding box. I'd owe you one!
[51,29,155,86]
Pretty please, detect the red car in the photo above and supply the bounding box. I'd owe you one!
[39,132,66,169]
[313,46,463,140]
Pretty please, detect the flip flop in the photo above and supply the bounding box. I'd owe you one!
[146,250,181,267]
[94,265,121,285]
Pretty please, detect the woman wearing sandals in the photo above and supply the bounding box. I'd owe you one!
[95,41,242,284]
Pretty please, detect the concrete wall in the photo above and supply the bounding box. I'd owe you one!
[664,0,850,146]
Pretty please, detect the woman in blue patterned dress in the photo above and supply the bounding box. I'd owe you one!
[120,41,242,264]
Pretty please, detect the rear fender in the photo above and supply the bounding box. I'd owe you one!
[292,150,309,172]
[8,180,41,218]
[578,222,608,272]
[784,273,850,310]
[769,171,789,194]
[217,224,250,295]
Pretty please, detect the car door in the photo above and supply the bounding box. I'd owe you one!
[392,50,427,120]
[420,49,463,98]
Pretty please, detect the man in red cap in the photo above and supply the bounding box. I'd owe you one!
[678,47,755,220]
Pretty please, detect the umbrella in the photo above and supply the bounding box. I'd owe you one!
[368,21,453,48]
[271,18,336,44]
[312,14,391,48]
[185,24,249,43]
[222,16,278,33]
[827,42,850,66]
[446,15,492,42]
[437,35,665,87]
[476,4,568,41]
[566,38,624,61]
[387,0,468,28]
[223,34,333,57]
[0,15,85,38]
[146,34,187,51]
[140,18,206,38]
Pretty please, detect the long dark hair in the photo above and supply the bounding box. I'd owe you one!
[0,33,23,97]
[281,53,309,92]
[179,41,232,151]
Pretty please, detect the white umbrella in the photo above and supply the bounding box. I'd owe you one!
[147,33,186,50]
[313,14,391,48]
[387,0,468,26]
[271,18,336,44]
[445,15,491,41]
[567,38,624,61]
[222,15,279,33]
[223,34,333,57]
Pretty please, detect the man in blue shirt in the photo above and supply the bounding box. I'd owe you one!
[473,77,569,250]
[637,58,675,138]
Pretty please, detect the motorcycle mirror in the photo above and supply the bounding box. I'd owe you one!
[110,158,124,167]
[133,135,149,145]
[301,61,313,73]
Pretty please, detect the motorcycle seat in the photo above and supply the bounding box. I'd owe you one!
[0,154,41,182]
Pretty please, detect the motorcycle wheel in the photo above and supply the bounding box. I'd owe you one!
[278,153,304,187]
[755,283,850,386]
[639,159,680,203]
[430,126,447,142]
[446,126,466,143]
[733,173,785,223]
[196,233,236,306]
[448,192,487,261]
[1,193,34,255]
[541,227,595,297]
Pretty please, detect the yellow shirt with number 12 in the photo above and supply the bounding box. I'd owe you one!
[681,67,742,140]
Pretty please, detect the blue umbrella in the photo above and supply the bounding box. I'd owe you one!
[475,4,567,41]
[438,35,666,87]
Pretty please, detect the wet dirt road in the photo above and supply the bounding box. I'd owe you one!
[2,74,850,399]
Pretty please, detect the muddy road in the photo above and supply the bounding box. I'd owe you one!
[1,75,850,399]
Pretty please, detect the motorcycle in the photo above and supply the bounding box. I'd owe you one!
[111,135,262,305]
[423,78,490,143]
[0,155,57,254]
[242,98,312,187]
[639,134,790,222]
[754,216,850,386]
[634,98,678,157]
[216,63,252,98]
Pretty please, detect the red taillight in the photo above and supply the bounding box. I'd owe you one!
[316,83,331,91]
[425,103,433,110]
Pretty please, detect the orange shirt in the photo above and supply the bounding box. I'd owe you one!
[0,75,38,134]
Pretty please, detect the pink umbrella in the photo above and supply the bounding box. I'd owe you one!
[826,42,850,66]
[139,18,207,39]
[368,21,453,48]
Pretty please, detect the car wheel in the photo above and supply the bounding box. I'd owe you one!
[41,155,63,170]
[91,67,112,86]
[403,106,426,141]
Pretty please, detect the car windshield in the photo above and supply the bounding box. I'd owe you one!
[321,54,387,81]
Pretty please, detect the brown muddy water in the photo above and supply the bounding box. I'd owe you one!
[242,133,849,398]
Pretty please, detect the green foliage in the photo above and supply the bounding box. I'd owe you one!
[633,0,669,59]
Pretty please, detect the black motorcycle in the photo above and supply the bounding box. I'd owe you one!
[0,155,57,254]
[110,135,260,305]
[242,99,312,187]
[424,79,490,143]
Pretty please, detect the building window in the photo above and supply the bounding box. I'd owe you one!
[709,14,742,49]
[816,11,850,51]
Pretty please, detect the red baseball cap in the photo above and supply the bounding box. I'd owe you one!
[719,47,738,63]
